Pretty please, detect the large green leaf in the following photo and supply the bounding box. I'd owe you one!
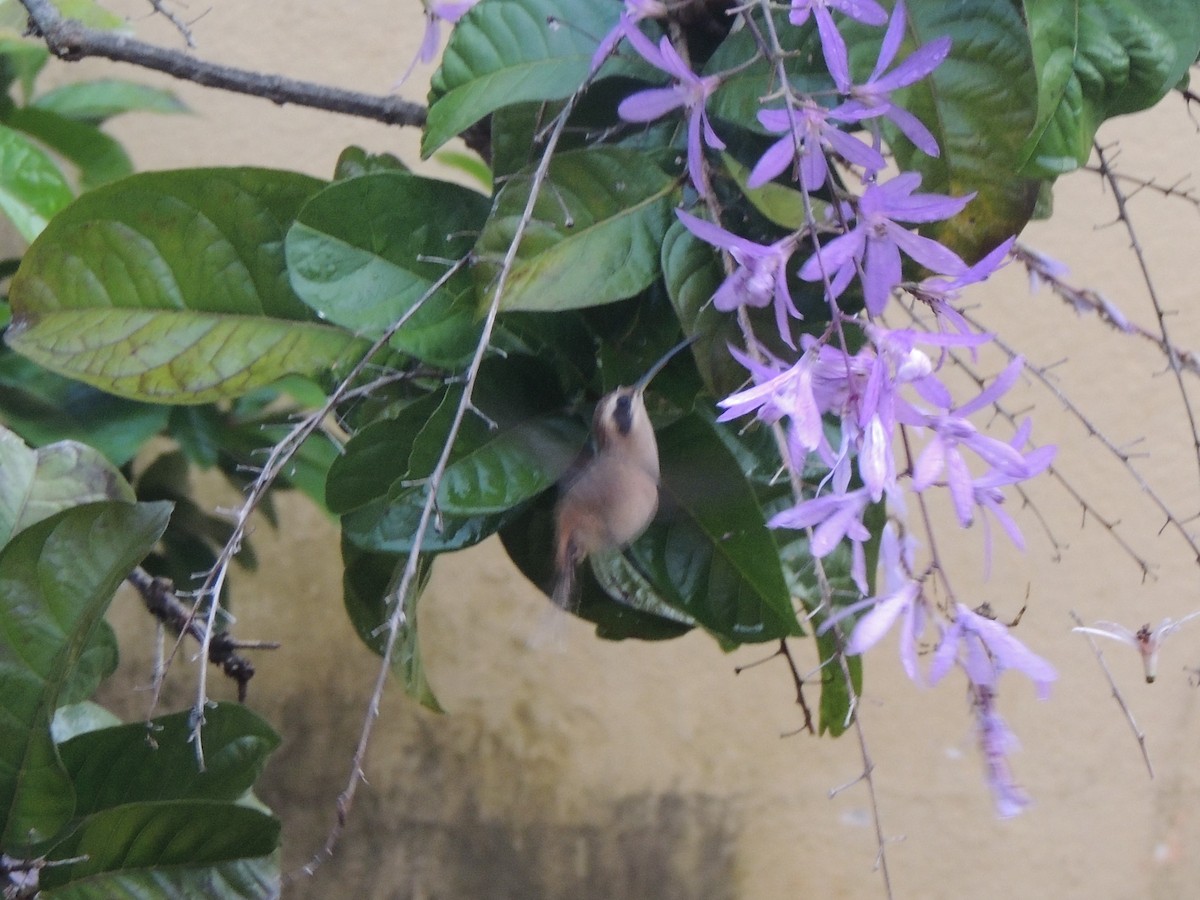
[0,122,73,241]
[342,539,441,712]
[0,501,171,848]
[1019,0,1200,176]
[38,802,280,896]
[0,425,136,549]
[6,169,369,403]
[423,0,627,156]
[473,148,679,312]
[628,413,798,644]
[287,172,490,366]
[56,704,279,815]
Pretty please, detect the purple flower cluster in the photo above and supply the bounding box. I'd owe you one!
[597,0,1058,815]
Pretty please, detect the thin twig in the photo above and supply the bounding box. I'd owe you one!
[1080,168,1200,214]
[19,0,425,127]
[145,0,196,48]
[1069,609,1155,779]
[294,87,589,882]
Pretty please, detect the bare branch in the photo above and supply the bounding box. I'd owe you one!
[19,0,425,127]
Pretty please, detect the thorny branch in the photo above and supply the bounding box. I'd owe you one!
[126,565,278,703]
[18,0,425,127]
[294,85,590,882]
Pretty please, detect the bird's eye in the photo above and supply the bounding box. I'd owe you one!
[612,393,634,435]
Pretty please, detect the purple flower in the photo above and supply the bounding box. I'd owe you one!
[832,1,951,156]
[617,29,724,196]
[798,172,972,316]
[969,418,1055,576]
[676,209,802,345]
[1073,612,1200,683]
[821,523,925,683]
[909,356,1035,525]
[916,237,1015,305]
[589,0,668,74]
[769,485,872,589]
[929,603,1057,699]
[788,0,887,91]
[718,344,823,457]
[972,685,1032,817]
[748,102,885,192]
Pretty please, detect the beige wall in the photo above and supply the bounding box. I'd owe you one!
[50,2,1200,897]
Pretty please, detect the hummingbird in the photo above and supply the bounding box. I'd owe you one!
[551,335,696,611]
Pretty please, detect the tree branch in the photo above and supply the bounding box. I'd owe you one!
[19,0,426,128]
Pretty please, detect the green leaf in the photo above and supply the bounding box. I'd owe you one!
[57,704,280,814]
[1019,0,1200,176]
[38,802,280,895]
[342,539,442,712]
[0,122,73,241]
[423,0,626,156]
[0,347,169,465]
[31,79,188,123]
[7,107,134,189]
[332,145,409,180]
[0,501,171,848]
[849,0,1042,260]
[0,36,49,103]
[287,172,490,366]
[0,425,136,549]
[474,148,679,312]
[628,413,798,644]
[6,168,371,403]
[435,413,584,516]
